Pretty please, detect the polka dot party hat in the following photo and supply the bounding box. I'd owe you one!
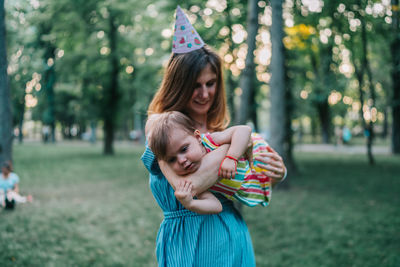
[172,5,205,54]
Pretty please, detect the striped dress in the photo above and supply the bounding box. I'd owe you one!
[203,133,272,207]
[141,146,256,267]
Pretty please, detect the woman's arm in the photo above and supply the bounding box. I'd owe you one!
[158,144,230,196]
[174,180,222,214]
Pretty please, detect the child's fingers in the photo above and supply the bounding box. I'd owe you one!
[222,169,227,179]
[183,181,191,192]
[176,181,183,191]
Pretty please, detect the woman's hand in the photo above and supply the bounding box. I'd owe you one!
[254,146,286,183]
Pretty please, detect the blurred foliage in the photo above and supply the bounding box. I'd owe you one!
[4,0,396,145]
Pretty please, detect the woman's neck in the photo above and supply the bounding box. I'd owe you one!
[191,115,208,133]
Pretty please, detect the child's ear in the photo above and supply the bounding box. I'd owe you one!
[194,129,201,142]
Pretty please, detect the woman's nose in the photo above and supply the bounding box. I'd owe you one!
[198,86,209,99]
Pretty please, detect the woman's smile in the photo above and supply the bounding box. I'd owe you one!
[186,64,216,119]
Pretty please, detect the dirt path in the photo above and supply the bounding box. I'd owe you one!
[294,144,391,155]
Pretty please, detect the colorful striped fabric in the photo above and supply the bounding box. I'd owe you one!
[141,145,256,266]
[203,133,272,207]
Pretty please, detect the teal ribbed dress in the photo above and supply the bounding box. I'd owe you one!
[141,146,256,267]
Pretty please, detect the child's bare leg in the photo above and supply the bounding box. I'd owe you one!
[0,191,5,207]
[7,190,32,203]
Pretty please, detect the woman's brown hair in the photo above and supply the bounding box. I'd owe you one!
[148,46,230,131]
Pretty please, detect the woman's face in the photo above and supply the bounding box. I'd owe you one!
[186,64,217,119]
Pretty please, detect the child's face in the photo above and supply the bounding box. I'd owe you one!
[165,128,205,176]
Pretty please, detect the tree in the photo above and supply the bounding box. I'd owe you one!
[391,0,400,154]
[236,0,259,126]
[0,0,13,166]
[347,1,376,165]
[270,0,293,184]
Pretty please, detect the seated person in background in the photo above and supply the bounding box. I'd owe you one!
[0,161,32,210]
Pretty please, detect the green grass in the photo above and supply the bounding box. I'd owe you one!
[246,152,400,267]
[1,142,399,266]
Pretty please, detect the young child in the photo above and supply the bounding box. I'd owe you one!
[0,161,32,209]
[147,111,272,214]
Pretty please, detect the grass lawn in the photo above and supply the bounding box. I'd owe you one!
[1,142,399,266]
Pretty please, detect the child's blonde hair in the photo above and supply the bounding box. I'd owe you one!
[148,111,196,160]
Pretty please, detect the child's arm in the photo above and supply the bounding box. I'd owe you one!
[158,144,230,196]
[174,180,222,214]
[146,114,230,196]
[209,125,252,179]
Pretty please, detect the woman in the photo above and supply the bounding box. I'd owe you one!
[141,6,286,266]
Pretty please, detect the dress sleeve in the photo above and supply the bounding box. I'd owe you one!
[141,145,162,175]
[11,173,20,184]
[201,133,220,153]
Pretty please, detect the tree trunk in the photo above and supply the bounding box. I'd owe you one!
[382,107,388,138]
[284,69,298,178]
[309,48,331,144]
[350,2,376,164]
[391,0,400,154]
[225,1,237,121]
[270,0,286,155]
[270,0,291,187]
[236,0,259,125]
[0,0,13,166]
[362,10,376,165]
[318,44,333,144]
[316,100,330,144]
[103,13,119,155]
[13,86,26,144]
[47,63,56,143]
[42,45,56,143]
[249,84,258,131]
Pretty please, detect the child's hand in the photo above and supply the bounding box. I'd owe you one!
[174,180,194,207]
[219,158,237,179]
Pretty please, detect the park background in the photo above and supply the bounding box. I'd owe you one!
[0,0,399,266]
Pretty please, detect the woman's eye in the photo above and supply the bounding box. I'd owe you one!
[206,81,215,87]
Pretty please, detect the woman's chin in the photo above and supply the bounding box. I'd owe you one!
[189,104,211,116]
